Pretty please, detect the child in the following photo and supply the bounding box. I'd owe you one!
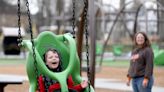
[38,48,88,92]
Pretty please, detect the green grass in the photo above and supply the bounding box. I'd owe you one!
[0,57,130,68]
[0,58,26,65]
[101,60,129,67]
[1,58,163,69]
[95,57,130,67]
[82,59,130,68]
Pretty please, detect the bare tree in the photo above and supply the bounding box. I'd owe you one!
[158,0,164,41]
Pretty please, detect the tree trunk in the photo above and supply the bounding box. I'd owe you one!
[158,0,164,41]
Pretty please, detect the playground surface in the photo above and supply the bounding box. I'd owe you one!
[0,61,164,92]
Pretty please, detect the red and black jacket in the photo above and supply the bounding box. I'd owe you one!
[38,75,83,92]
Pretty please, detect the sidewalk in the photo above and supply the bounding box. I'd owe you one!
[94,78,164,92]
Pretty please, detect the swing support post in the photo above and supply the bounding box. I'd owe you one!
[88,0,96,88]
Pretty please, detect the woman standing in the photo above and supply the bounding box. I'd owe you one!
[127,32,154,92]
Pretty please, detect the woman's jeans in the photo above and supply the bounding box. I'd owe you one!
[132,76,154,92]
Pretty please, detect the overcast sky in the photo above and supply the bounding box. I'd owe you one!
[103,0,120,9]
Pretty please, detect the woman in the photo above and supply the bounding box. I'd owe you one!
[127,32,154,92]
[38,49,88,92]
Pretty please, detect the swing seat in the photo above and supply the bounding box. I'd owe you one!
[22,31,94,92]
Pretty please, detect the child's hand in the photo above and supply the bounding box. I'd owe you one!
[81,80,88,88]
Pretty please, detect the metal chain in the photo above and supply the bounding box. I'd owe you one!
[17,0,22,46]
[72,0,76,38]
[25,0,40,91]
[83,0,90,91]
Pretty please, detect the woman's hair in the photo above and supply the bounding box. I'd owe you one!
[43,48,62,72]
[133,31,151,48]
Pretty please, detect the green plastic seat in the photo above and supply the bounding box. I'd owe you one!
[22,31,94,92]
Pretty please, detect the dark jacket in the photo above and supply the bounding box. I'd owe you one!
[127,47,154,79]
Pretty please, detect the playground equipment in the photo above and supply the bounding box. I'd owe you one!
[17,0,94,91]
[112,44,124,56]
[96,43,103,55]
[152,44,164,65]
[152,44,159,56]
[2,27,25,55]
[151,44,164,65]
[150,43,164,65]
[22,32,94,92]
[154,49,164,65]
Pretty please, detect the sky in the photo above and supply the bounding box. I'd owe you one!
[103,0,120,9]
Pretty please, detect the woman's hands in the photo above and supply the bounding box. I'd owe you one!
[126,77,131,86]
[142,78,149,88]
[126,77,149,88]
[81,80,88,88]
[131,54,139,62]
[126,80,130,86]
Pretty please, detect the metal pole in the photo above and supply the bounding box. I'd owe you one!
[89,0,96,88]
[77,10,85,74]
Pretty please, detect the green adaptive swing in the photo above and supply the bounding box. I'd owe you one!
[22,32,94,92]
[17,0,95,92]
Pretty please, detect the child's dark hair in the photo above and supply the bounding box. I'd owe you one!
[43,48,62,72]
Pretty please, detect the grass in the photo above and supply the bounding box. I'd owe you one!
[1,57,163,68]
[102,60,129,67]
[0,58,26,65]
[0,57,130,67]
[96,56,130,67]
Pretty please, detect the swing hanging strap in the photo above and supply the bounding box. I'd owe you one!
[72,0,76,38]
[83,0,91,91]
[25,0,40,90]
[17,0,22,46]
[17,0,40,90]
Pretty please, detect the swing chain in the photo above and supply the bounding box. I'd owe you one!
[17,0,22,46]
[72,0,76,38]
[83,0,91,91]
[25,0,40,90]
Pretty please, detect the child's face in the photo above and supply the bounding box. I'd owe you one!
[45,50,60,69]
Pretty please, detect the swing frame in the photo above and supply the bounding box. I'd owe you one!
[17,0,94,91]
